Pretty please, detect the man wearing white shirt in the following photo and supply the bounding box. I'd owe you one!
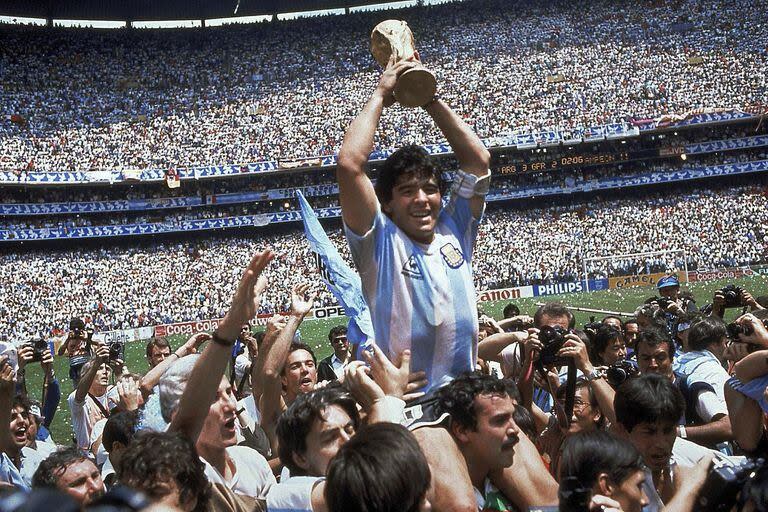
[67,346,119,452]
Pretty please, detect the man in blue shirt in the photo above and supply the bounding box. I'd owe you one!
[337,55,556,510]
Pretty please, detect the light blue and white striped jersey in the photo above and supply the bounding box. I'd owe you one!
[345,194,480,393]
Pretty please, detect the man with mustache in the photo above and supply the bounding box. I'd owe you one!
[436,373,521,511]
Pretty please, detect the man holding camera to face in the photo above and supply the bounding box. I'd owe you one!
[67,343,123,452]
[57,317,92,385]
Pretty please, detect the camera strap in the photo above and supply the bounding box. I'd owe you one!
[88,393,110,419]
[545,361,577,431]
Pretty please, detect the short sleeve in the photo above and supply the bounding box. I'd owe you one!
[343,207,385,276]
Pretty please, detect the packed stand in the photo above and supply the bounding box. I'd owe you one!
[1,0,767,172]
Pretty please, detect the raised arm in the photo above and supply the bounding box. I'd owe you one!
[478,331,526,363]
[423,98,491,219]
[139,333,210,398]
[336,57,419,235]
[259,284,315,445]
[170,249,273,441]
[0,360,16,458]
[74,344,110,403]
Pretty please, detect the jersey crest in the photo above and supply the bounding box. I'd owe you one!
[440,243,464,269]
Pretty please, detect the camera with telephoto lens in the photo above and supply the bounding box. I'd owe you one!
[537,325,572,367]
[605,359,640,388]
[27,337,49,363]
[582,318,603,341]
[720,284,744,308]
[696,457,764,512]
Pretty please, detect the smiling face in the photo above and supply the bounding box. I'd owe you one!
[560,386,601,435]
[198,378,238,450]
[600,337,627,366]
[383,175,442,244]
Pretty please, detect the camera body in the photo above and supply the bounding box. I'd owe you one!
[605,359,640,388]
[656,296,675,311]
[720,284,744,308]
[27,337,49,363]
[538,325,571,367]
[696,457,764,512]
[107,341,124,361]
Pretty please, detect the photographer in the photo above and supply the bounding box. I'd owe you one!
[591,325,627,367]
[233,326,263,398]
[56,317,91,385]
[712,285,764,319]
[67,343,121,451]
[724,313,768,454]
[15,342,59,444]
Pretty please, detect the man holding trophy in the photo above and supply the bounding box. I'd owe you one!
[336,20,557,512]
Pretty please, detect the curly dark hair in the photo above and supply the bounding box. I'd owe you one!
[374,144,444,205]
[115,431,210,512]
[328,325,348,343]
[277,385,360,477]
[32,446,90,489]
[435,371,510,431]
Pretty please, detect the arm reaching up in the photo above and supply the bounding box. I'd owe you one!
[170,249,273,441]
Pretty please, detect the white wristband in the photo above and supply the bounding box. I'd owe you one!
[371,395,406,424]
[678,425,687,439]
[451,169,491,199]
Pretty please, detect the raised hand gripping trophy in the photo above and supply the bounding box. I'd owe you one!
[370,20,436,108]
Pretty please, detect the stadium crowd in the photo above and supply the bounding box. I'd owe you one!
[0,181,766,342]
[1,1,768,510]
[2,0,767,172]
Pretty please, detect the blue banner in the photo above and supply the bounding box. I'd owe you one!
[533,279,609,297]
[295,191,374,350]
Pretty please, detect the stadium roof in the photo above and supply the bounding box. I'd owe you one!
[0,0,429,22]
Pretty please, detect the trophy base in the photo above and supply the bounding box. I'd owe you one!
[394,67,437,108]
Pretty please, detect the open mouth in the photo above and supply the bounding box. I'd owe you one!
[223,417,236,432]
[14,427,27,442]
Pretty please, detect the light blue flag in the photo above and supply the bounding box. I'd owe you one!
[295,190,374,353]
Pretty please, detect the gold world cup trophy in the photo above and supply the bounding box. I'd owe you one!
[370,20,436,108]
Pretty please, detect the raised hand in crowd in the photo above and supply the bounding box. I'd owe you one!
[116,375,142,412]
[140,332,211,398]
[170,249,273,441]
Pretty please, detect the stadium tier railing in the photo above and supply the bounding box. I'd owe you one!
[2,133,767,217]
[2,158,767,242]
[0,111,756,186]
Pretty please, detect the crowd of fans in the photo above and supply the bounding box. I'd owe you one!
[0,180,765,342]
[2,0,767,173]
[1,1,767,509]
[2,248,768,511]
